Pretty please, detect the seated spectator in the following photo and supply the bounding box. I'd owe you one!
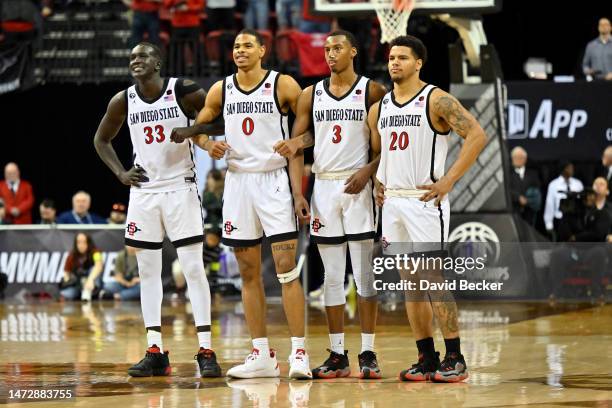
[596,145,612,196]
[582,17,612,80]
[543,161,583,240]
[276,0,301,31]
[39,198,56,224]
[509,146,541,226]
[126,0,161,47]
[244,0,268,30]
[0,162,34,224]
[57,191,106,224]
[164,0,204,76]
[0,199,10,225]
[101,246,141,300]
[108,202,127,224]
[59,232,103,301]
[205,0,235,31]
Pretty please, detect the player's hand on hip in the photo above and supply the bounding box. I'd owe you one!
[375,183,385,207]
[206,140,231,160]
[417,176,454,206]
[344,168,370,194]
[273,139,298,158]
[170,126,193,143]
[118,165,148,187]
[293,194,311,222]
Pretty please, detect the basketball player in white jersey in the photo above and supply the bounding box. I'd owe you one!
[93,42,224,378]
[274,30,386,379]
[371,36,486,382]
[170,29,311,379]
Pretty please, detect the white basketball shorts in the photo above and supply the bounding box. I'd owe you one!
[310,178,377,244]
[221,168,298,247]
[381,196,450,256]
[125,185,204,249]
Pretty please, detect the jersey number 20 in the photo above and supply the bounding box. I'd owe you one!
[389,131,409,150]
[144,125,166,144]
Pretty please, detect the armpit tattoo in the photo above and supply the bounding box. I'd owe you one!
[433,96,473,136]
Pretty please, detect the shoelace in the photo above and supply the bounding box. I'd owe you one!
[245,349,260,363]
[292,350,306,361]
[324,349,341,365]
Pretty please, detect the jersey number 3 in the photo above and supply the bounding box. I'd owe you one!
[144,125,166,144]
[389,131,409,150]
[332,125,342,144]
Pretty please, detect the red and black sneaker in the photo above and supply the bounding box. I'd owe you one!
[399,352,440,382]
[195,348,222,378]
[358,351,382,379]
[433,352,468,383]
[128,345,171,377]
[312,349,350,379]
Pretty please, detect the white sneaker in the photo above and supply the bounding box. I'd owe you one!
[226,348,280,379]
[288,349,312,379]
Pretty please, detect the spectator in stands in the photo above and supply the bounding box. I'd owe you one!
[0,199,10,225]
[56,191,106,224]
[544,161,583,240]
[593,177,611,217]
[244,0,268,30]
[100,246,141,300]
[509,146,541,226]
[164,0,204,75]
[0,162,34,224]
[39,198,56,224]
[107,202,127,224]
[582,17,612,80]
[126,0,161,47]
[596,146,612,198]
[276,0,301,30]
[205,0,235,31]
[59,232,103,301]
[298,0,330,33]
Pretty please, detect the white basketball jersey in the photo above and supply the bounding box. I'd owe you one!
[376,84,450,189]
[127,77,195,192]
[222,70,289,172]
[311,76,370,173]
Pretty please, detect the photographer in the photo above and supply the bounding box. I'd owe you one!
[549,188,610,304]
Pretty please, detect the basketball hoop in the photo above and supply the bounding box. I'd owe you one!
[373,0,415,44]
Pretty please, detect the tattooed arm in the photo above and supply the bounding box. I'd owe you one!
[417,89,487,205]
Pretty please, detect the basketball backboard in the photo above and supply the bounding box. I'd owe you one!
[310,0,502,17]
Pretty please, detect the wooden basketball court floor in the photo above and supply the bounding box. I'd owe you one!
[1,298,611,407]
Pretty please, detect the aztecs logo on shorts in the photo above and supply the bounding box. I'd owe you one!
[126,222,141,236]
[311,218,325,233]
[381,236,390,249]
[224,221,238,235]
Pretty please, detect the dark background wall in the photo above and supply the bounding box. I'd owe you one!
[1,0,609,219]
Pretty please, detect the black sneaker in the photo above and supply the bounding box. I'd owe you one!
[433,352,468,382]
[128,345,171,377]
[195,348,222,378]
[358,351,382,379]
[312,349,350,379]
[399,352,440,382]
